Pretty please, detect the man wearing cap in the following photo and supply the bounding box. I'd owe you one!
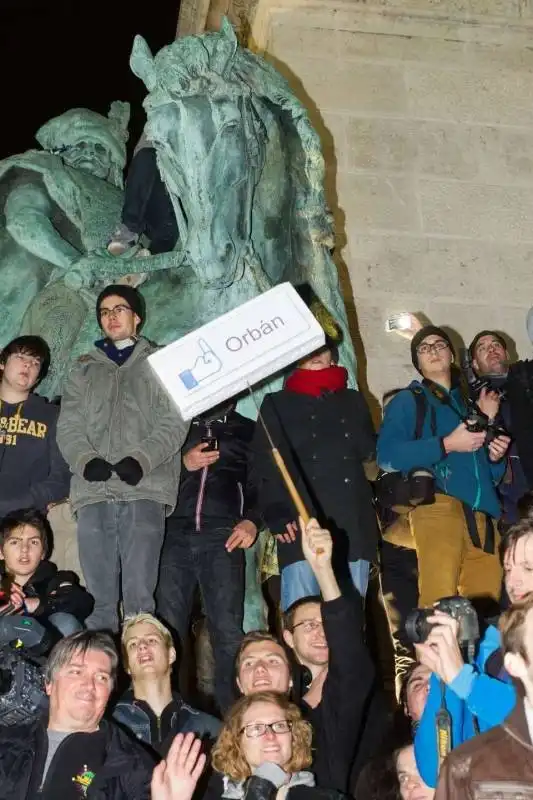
[57,285,188,631]
[469,330,533,526]
[377,326,511,607]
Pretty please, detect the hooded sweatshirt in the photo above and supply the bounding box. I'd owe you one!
[0,560,93,624]
[0,394,71,518]
[377,380,505,518]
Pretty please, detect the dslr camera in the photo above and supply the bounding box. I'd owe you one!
[460,350,510,446]
[464,407,509,446]
[405,596,479,646]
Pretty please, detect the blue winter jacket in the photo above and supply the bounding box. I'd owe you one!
[414,624,515,787]
[377,381,505,518]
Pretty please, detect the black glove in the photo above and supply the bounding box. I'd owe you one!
[114,457,144,486]
[83,457,113,482]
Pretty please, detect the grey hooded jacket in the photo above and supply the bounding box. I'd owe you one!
[57,338,189,513]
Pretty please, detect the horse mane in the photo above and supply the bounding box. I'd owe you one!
[151,23,334,266]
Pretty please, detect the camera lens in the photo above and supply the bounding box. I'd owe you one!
[405,608,435,644]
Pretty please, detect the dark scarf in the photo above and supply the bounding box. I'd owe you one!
[95,338,136,366]
[285,365,348,397]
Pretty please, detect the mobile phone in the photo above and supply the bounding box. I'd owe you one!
[201,436,219,452]
[385,313,413,333]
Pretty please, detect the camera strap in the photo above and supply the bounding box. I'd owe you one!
[436,680,452,766]
[421,380,495,553]
[411,386,437,438]
[421,379,468,424]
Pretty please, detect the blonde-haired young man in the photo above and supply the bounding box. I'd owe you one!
[113,613,220,756]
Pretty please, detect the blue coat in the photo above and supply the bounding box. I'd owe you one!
[377,381,505,518]
[414,625,515,787]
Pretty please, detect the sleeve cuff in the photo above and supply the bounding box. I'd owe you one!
[74,451,99,475]
[131,451,152,477]
[449,664,475,699]
[243,512,263,530]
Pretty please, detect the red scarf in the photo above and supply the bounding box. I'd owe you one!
[285,365,348,397]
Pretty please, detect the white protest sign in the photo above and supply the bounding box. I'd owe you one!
[148,282,325,420]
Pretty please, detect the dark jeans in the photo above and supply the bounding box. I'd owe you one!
[122,147,178,254]
[380,540,419,651]
[77,500,166,632]
[156,521,245,713]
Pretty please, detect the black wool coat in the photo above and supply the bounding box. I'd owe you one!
[251,388,379,568]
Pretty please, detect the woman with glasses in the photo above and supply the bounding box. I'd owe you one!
[210,691,343,800]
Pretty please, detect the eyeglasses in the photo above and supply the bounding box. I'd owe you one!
[292,619,324,634]
[416,340,449,356]
[99,304,132,320]
[240,720,293,738]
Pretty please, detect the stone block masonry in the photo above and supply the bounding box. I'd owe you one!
[265,0,533,408]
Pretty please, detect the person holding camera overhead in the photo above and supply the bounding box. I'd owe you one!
[412,517,533,788]
[377,325,511,609]
[469,330,533,527]
[156,397,261,715]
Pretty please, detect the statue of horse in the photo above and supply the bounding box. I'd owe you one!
[7,20,356,411]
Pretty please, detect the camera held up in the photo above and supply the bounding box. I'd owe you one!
[405,596,480,649]
[460,349,511,446]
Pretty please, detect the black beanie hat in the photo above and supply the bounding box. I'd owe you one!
[411,326,455,372]
[468,330,507,361]
[96,284,146,329]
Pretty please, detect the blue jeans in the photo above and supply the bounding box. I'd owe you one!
[156,522,244,713]
[77,500,166,632]
[47,612,83,637]
[280,559,370,612]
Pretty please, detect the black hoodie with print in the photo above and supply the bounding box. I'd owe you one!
[0,393,71,517]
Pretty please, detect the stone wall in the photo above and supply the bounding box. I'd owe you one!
[264,0,533,412]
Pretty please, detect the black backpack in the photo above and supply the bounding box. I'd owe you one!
[375,387,437,514]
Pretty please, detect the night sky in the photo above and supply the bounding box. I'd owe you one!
[0,0,180,161]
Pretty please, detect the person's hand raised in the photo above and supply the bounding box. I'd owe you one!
[151,733,206,800]
[415,610,464,685]
[300,517,332,570]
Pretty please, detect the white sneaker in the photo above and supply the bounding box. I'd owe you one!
[107,224,139,255]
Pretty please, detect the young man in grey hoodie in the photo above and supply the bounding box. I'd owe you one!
[57,284,188,632]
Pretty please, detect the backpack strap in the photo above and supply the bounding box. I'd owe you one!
[409,386,436,439]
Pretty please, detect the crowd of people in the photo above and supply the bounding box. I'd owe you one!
[1,280,533,800]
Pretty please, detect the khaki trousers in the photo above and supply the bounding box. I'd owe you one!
[409,493,502,607]
[47,501,82,580]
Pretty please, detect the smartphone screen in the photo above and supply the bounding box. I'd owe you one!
[201,436,218,452]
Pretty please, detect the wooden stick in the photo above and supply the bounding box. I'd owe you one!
[246,383,322,552]
[271,447,310,525]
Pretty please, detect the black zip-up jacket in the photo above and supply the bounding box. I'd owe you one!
[0,393,71,518]
[170,408,261,531]
[295,594,385,793]
[0,717,155,800]
[112,688,221,757]
[0,560,93,624]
